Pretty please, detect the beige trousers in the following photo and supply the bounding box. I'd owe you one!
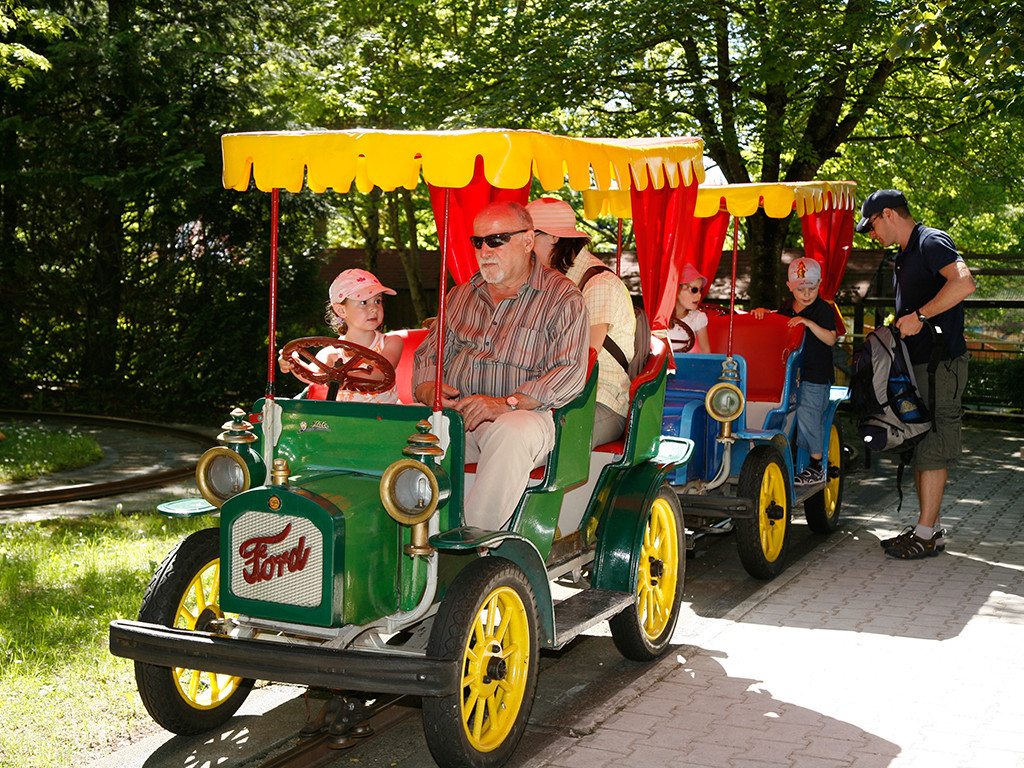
[463,409,556,530]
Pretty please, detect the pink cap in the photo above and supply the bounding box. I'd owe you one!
[525,198,590,239]
[679,263,707,289]
[329,269,397,303]
[787,257,822,288]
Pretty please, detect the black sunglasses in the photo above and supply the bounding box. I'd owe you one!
[867,213,882,232]
[681,285,701,294]
[469,229,528,250]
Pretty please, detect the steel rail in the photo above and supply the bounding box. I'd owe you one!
[0,410,213,510]
[257,695,417,768]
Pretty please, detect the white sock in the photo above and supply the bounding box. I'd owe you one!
[915,524,933,540]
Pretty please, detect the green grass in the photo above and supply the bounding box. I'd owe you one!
[0,423,104,483]
[0,509,212,768]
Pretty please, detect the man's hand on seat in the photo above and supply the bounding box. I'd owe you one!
[455,395,510,431]
[414,382,460,409]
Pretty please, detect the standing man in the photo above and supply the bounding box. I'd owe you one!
[413,201,589,530]
[856,189,976,560]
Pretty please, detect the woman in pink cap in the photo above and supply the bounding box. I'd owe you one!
[280,268,403,403]
[526,197,635,446]
[668,264,711,354]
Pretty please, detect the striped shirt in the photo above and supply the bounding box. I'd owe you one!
[413,257,589,409]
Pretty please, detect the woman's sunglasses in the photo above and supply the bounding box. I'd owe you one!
[681,284,702,294]
[469,229,527,250]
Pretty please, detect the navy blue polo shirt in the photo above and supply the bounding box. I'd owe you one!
[779,296,836,385]
[893,223,967,364]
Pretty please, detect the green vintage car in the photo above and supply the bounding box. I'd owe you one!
[109,129,703,767]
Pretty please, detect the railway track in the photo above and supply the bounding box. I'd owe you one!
[257,694,419,768]
[0,410,213,510]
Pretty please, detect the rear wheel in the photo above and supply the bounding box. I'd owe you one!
[804,420,845,533]
[422,557,539,768]
[134,527,254,734]
[609,486,685,661]
[735,446,792,580]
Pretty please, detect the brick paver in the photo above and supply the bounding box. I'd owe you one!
[522,424,1024,768]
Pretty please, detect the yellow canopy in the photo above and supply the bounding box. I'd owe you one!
[583,181,857,220]
[222,129,704,194]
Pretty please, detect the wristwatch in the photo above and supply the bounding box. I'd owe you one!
[916,310,928,323]
[505,395,520,410]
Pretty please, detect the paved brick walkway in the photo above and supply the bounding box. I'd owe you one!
[523,424,1024,768]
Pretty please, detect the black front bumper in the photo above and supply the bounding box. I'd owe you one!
[109,619,459,697]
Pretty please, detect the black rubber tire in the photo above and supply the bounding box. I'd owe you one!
[422,557,539,768]
[735,446,792,580]
[804,419,846,534]
[134,527,254,734]
[609,485,686,661]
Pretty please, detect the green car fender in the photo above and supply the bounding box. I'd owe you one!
[431,528,554,647]
[591,459,678,595]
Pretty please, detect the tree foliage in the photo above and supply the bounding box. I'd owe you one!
[2,0,1021,419]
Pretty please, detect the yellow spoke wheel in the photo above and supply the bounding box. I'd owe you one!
[423,558,539,768]
[169,557,245,710]
[135,528,254,734]
[610,486,685,661]
[736,446,792,580]
[805,420,846,534]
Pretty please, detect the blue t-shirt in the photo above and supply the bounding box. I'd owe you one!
[779,296,836,385]
[893,223,967,364]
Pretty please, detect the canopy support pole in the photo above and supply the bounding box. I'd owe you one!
[432,188,451,413]
[727,214,738,358]
[266,187,280,399]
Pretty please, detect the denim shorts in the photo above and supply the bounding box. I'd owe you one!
[913,354,969,471]
[795,381,829,456]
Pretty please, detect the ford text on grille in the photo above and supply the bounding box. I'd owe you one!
[238,523,312,584]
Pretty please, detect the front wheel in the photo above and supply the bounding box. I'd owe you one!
[804,419,845,533]
[422,557,539,768]
[735,446,792,580]
[134,527,254,734]
[609,486,685,661]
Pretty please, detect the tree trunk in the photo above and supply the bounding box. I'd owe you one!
[363,186,381,272]
[387,189,430,323]
[745,211,794,310]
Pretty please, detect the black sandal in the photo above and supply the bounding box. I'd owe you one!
[885,532,939,560]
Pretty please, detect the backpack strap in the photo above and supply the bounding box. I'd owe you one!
[579,265,631,373]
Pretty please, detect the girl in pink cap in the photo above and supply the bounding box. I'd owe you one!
[669,264,711,354]
[281,268,403,403]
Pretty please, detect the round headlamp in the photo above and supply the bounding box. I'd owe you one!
[196,446,251,508]
[380,458,440,525]
[705,381,745,423]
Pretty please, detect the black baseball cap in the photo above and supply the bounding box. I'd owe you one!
[856,189,909,233]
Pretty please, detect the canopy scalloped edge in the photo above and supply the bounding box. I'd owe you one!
[222,129,705,194]
[583,181,857,220]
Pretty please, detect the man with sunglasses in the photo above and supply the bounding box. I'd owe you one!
[855,189,976,560]
[412,201,589,530]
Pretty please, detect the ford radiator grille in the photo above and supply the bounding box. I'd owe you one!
[229,511,323,607]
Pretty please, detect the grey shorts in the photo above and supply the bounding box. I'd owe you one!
[913,354,969,471]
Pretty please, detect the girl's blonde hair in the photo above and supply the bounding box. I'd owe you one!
[326,299,347,336]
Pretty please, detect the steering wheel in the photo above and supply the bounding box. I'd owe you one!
[280,337,396,394]
[670,318,696,354]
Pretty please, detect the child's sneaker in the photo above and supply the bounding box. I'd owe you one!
[794,465,825,486]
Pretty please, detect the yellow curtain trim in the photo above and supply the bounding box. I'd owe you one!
[222,129,705,194]
[582,181,856,220]
[694,182,858,218]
